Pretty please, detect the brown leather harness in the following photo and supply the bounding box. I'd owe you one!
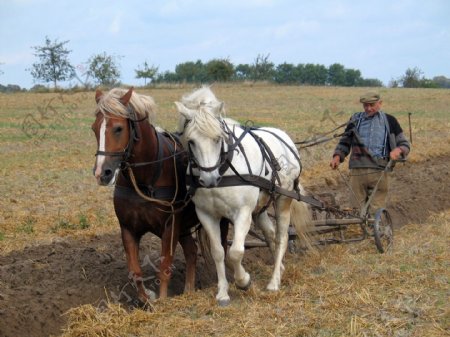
[186,121,325,209]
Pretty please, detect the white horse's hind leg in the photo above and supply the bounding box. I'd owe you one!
[228,208,252,290]
[254,210,285,273]
[267,196,292,291]
[196,210,230,306]
[253,211,276,256]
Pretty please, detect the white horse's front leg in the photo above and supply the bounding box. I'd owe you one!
[196,210,230,306]
[228,207,252,290]
[267,197,292,291]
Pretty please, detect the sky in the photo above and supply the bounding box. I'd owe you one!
[0,0,449,89]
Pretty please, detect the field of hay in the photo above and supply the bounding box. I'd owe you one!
[0,84,449,336]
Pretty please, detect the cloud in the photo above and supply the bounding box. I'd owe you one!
[109,13,122,34]
[1,51,34,65]
[159,1,182,16]
[271,20,320,39]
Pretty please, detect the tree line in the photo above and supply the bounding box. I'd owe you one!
[153,54,383,87]
[1,37,449,91]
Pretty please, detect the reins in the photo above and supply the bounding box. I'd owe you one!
[125,131,190,256]
[294,120,351,149]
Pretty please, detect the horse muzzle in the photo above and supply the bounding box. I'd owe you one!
[198,171,222,188]
[94,162,120,186]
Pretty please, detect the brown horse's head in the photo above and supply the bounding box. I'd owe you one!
[92,88,133,185]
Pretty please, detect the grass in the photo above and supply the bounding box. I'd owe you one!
[1,84,449,250]
[17,216,36,234]
[50,213,91,233]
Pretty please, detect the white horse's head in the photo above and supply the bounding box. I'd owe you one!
[175,87,228,187]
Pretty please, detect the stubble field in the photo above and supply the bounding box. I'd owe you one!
[0,84,449,337]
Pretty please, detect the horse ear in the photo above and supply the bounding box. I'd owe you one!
[95,89,103,103]
[120,87,134,106]
[209,101,224,116]
[217,102,225,115]
[174,101,195,119]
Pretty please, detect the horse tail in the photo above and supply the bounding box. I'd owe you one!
[289,183,317,253]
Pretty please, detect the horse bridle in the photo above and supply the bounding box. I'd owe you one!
[187,120,236,177]
[95,106,148,168]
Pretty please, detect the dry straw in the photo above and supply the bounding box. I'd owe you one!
[61,210,449,337]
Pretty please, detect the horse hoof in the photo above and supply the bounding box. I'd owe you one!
[266,283,279,292]
[145,289,157,301]
[236,278,252,291]
[218,298,231,307]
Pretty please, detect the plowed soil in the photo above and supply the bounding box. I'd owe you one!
[1,155,449,337]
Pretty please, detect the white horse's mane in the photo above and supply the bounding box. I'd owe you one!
[96,88,156,124]
[180,86,221,110]
[187,109,226,140]
[179,88,242,141]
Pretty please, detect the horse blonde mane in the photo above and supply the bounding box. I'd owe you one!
[96,88,156,123]
[181,86,222,111]
[176,86,227,134]
[184,107,227,141]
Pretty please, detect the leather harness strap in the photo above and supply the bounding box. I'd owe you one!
[186,174,324,209]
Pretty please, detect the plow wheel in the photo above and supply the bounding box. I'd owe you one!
[372,208,393,253]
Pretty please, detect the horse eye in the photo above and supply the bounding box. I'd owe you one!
[188,140,195,147]
[113,126,123,134]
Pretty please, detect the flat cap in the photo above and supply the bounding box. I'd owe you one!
[359,92,381,103]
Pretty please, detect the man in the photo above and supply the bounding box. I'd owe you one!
[330,92,410,213]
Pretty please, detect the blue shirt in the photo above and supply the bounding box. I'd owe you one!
[355,111,388,158]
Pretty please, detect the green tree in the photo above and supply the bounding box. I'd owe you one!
[274,63,297,84]
[295,64,306,84]
[205,59,234,82]
[359,78,383,87]
[344,69,362,86]
[432,76,450,88]
[303,63,327,85]
[87,52,121,86]
[175,60,207,83]
[135,61,158,85]
[252,54,275,81]
[29,36,75,89]
[400,67,423,88]
[234,64,252,80]
[154,70,180,83]
[328,63,346,86]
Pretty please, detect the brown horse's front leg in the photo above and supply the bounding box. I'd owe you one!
[179,233,197,293]
[159,222,180,299]
[121,227,152,303]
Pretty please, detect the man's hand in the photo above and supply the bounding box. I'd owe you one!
[330,155,341,170]
[390,147,403,160]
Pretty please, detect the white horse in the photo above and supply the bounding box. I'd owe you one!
[175,87,310,306]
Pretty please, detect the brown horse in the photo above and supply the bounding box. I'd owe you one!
[92,87,201,302]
